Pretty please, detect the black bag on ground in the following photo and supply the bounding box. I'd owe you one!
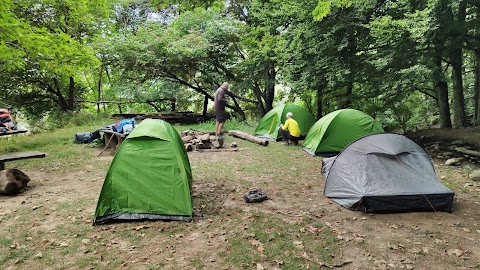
[75,132,94,144]
[244,188,268,203]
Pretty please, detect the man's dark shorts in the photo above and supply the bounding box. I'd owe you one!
[216,110,227,123]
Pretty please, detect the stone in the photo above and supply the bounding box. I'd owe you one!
[0,169,30,195]
[469,170,480,181]
[445,158,463,166]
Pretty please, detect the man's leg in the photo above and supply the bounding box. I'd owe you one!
[217,121,225,147]
[218,122,225,135]
[278,128,290,144]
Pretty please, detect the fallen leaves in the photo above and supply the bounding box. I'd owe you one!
[292,240,304,249]
[132,224,148,231]
[447,249,465,257]
[249,239,265,252]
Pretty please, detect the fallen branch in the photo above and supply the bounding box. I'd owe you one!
[194,148,239,152]
[228,130,269,146]
[454,147,480,158]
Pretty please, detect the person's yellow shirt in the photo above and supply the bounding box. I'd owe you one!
[282,118,301,137]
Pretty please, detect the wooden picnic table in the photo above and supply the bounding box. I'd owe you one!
[0,151,46,170]
[0,129,46,170]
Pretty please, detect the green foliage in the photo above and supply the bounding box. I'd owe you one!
[20,111,111,133]
[2,0,480,130]
[312,0,352,21]
[0,0,115,116]
[150,0,224,12]
[312,1,332,20]
[111,9,245,115]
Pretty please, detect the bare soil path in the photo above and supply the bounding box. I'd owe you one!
[0,128,479,269]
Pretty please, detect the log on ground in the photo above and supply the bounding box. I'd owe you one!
[228,130,269,146]
[454,147,480,158]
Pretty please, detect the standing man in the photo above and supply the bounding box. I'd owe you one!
[279,112,301,145]
[214,82,230,146]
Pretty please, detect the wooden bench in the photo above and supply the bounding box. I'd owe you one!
[0,151,46,170]
[102,130,126,150]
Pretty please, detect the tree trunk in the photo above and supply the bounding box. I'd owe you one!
[68,77,75,111]
[202,95,209,121]
[229,96,246,121]
[474,49,480,124]
[171,98,176,112]
[433,48,451,128]
[52,78,69,112]
[228,130,269,146]
[146,101,160,112]
[315,78,326,119]
[341,81,353,109]
[316,87,323,119]
[264,63,276,112]
[450,48,467,127]
[97,68,103,114]
[450,1,467,127]
[253,82,266,116]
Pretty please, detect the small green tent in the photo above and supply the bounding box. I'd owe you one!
[254,104,316,141]
[93,119,193,224]
[303,109,384,156]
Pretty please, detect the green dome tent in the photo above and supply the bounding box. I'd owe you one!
[303,109,384,156]
[254,104,316,141]
[94,119,193,224]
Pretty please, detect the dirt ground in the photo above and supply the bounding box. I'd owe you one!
[1,128,480,269]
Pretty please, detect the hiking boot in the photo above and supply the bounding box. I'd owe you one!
[217,134,224,147]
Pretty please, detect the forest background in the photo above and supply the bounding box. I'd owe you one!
[2,0,480,132]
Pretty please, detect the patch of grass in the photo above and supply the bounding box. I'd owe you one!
[0,117,112,172]
[0,236,12,247]
[190,258,205,269]
[224,211,337,269]
[75,254,101,269]
[0,247,33,265]
[148,263,167,269]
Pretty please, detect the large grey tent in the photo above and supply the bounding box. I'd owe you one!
[322,133,454,213]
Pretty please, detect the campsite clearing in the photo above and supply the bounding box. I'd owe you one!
[0,126,479,269]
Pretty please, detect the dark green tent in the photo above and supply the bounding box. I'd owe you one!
[253,104,316,141]
[303,109,384,156]
[93,119,193,224]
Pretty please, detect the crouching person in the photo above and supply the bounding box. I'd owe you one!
[279,112,301,145]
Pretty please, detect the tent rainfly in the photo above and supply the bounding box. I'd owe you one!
[322,133,454,213]
[254,104,316,141]
[93,119,193,224]
[303,109,384,156]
